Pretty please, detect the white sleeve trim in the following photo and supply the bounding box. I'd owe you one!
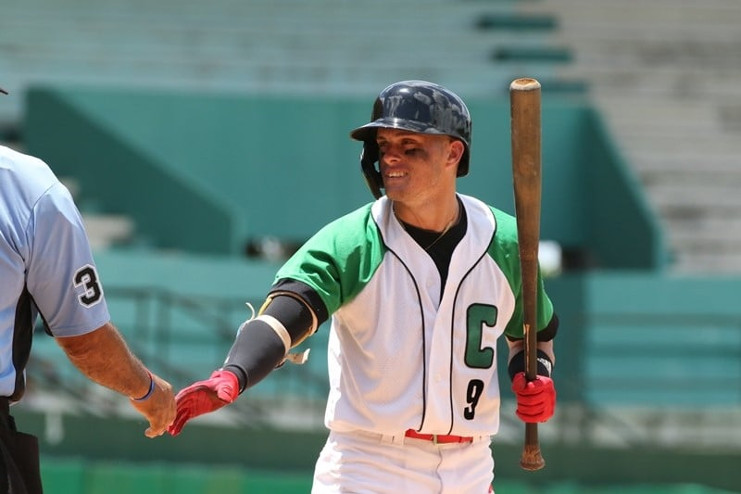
[255,314,290,355]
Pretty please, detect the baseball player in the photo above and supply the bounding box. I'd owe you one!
[168,80,558,493]
[0,88,176,493]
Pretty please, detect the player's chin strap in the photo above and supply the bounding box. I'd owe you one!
[360,144,383,199]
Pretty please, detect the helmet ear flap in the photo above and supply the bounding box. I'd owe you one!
[360,143,383,199]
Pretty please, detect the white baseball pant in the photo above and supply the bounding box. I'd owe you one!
[312,430,494,493]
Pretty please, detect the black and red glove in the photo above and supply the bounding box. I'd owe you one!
[167,370,240,436]
[511,372,556,423]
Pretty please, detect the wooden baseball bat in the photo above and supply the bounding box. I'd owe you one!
[509,77,545,471]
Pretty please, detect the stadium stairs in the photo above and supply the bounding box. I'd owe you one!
[521,0,741,273]
[4,0,740,273]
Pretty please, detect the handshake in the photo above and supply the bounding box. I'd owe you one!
[166,370,241,436]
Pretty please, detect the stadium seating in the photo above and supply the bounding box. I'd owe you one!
[521,0,741,273]
[0,0,574,126]
[24,86,666,270]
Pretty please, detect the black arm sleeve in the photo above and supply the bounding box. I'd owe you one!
[262,293,314,343]
[223,320,286,393]
[270,278,329,326]
[222,293,317,393]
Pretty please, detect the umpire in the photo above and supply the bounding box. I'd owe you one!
[0,87,176,493]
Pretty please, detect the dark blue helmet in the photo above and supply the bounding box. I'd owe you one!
[350,80,472,198]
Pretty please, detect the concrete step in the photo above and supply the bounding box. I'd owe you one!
[639,169,741,189]
[525,0,741,28]
[81,214,135,251]
[649,183,741,209]
[672,252,741,274]
[669,231,741,253]
[60,177,135,250]
[634,157,741,175]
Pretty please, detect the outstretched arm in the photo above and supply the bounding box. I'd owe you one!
[167,293,317,436]
[55,322,176,437]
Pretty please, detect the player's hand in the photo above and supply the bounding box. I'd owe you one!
[129,373,177,438]
[167,369,240,436]
[511,372,556,423]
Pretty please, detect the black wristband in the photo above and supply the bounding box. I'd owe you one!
[131,371,155,401]
[508,349,553,381]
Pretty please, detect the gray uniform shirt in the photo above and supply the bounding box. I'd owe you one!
[0,145,110,400]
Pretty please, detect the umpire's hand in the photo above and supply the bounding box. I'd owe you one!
[129,373,177,437]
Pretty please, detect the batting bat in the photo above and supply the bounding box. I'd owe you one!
[509,77,545,471]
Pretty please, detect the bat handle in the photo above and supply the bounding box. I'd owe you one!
[520,322,545,471]
[520,423,545,470]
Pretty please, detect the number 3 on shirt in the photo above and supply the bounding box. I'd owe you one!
[73,265,103,307]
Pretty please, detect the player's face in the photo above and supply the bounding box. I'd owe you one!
[376,128,459,205]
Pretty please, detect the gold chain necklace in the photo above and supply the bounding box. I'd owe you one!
[420,217,457,251]
[396,207,460,251]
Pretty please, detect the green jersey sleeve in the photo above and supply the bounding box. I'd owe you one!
[487,207,554,339]
[274,204,387,316]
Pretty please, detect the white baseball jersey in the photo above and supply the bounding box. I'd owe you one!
[275,194,553,438]
[0,145,110,400]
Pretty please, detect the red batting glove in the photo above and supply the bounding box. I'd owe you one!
[167,370,240,436]
[511,372,556,423]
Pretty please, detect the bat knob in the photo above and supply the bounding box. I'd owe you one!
[520,443,545,471]
[520,453,545,471]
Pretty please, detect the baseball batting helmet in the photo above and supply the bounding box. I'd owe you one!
[350,80,472,198]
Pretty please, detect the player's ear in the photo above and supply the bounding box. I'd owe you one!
[447,138,465,168]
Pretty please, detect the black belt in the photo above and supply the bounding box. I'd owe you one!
[0,397,13,431]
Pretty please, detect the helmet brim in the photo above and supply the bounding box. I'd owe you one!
[350,118,448,142]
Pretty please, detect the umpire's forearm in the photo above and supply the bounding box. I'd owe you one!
[55,321,152,399]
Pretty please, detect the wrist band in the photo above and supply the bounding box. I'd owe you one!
[132,372,155,402]
[508,349,553,381]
